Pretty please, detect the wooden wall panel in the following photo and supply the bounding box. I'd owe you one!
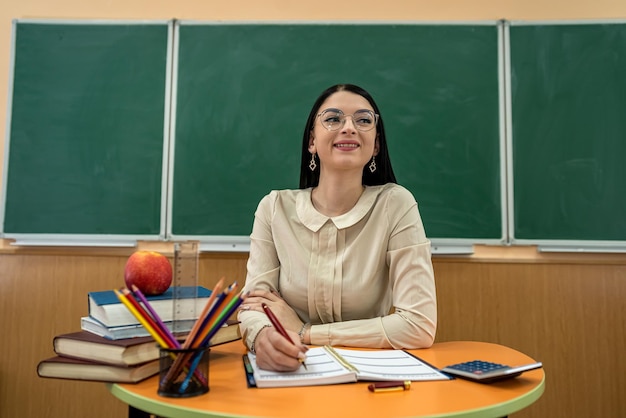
[1,248,624,418]
[0,253,131,418]
[433,257,626,418]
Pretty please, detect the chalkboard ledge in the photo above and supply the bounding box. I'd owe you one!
[1,234,141,248]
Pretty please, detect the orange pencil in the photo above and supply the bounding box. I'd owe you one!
[182,277,225,349]
[193,282,239,348]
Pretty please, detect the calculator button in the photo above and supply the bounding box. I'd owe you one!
[448,360,510,374]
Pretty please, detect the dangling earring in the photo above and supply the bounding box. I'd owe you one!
[309,153,317,171]
[369,156,377,173]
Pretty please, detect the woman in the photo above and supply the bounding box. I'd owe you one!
[238,84,437,371]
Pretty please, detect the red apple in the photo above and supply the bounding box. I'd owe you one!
[124,250,173,295]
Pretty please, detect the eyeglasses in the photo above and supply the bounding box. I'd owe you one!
[317,108,379,132]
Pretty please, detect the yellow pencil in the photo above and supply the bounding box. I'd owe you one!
[113,289,170,348]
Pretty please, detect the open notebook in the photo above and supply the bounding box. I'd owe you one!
[244,345,451,388]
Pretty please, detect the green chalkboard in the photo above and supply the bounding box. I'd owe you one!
[2,22,169,236]
[171,23,502,240]
[510,23,626,241]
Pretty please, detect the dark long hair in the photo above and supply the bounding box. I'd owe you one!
[299,84,397,189]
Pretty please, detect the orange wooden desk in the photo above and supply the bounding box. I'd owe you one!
[108,340,545,418]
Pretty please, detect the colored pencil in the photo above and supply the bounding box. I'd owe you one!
[124,278,245,391]
[160,278,233,389]
[131,285,180,348]
[113,289,169,348]
[181,277,225,350]
[122,288,177,348]
[192,282,239,348]
[116,288,206,388]
[179,290,244,392]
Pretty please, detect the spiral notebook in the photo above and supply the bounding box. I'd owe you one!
[244,345,451,388]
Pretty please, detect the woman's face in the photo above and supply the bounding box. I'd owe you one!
[309,91,379,175]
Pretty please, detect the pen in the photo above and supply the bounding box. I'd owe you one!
[261,303,308,370]
[368,381,411,393]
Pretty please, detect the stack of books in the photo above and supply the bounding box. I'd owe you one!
[82,286,213,340]
[37,332,162,383]
[37,285,242,383]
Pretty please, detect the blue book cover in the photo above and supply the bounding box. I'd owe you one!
[88,286,211,306]
[88,286,212,327]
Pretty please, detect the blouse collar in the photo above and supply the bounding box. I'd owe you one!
[296,186,383,232]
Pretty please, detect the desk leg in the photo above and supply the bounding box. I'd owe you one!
[128,406,151,418]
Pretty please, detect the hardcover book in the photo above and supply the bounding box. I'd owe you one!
[88,286,211,327]
[81,316,195,340]
[245,346,451,388]
[54,321,242,367]
[53,331,159,366]
[37,356,159,383]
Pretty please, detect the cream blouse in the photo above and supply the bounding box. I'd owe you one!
[239,183,437,350]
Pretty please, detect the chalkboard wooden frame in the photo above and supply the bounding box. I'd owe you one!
[505,20,626,252]
[1,19,173,246]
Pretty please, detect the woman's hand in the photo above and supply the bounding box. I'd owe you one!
[240,289,304,334]
[252,326,308,372]
[240,288,310,370]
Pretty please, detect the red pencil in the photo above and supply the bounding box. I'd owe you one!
[261,303,307,369]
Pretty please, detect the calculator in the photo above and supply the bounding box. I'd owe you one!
[441,360,543,383]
